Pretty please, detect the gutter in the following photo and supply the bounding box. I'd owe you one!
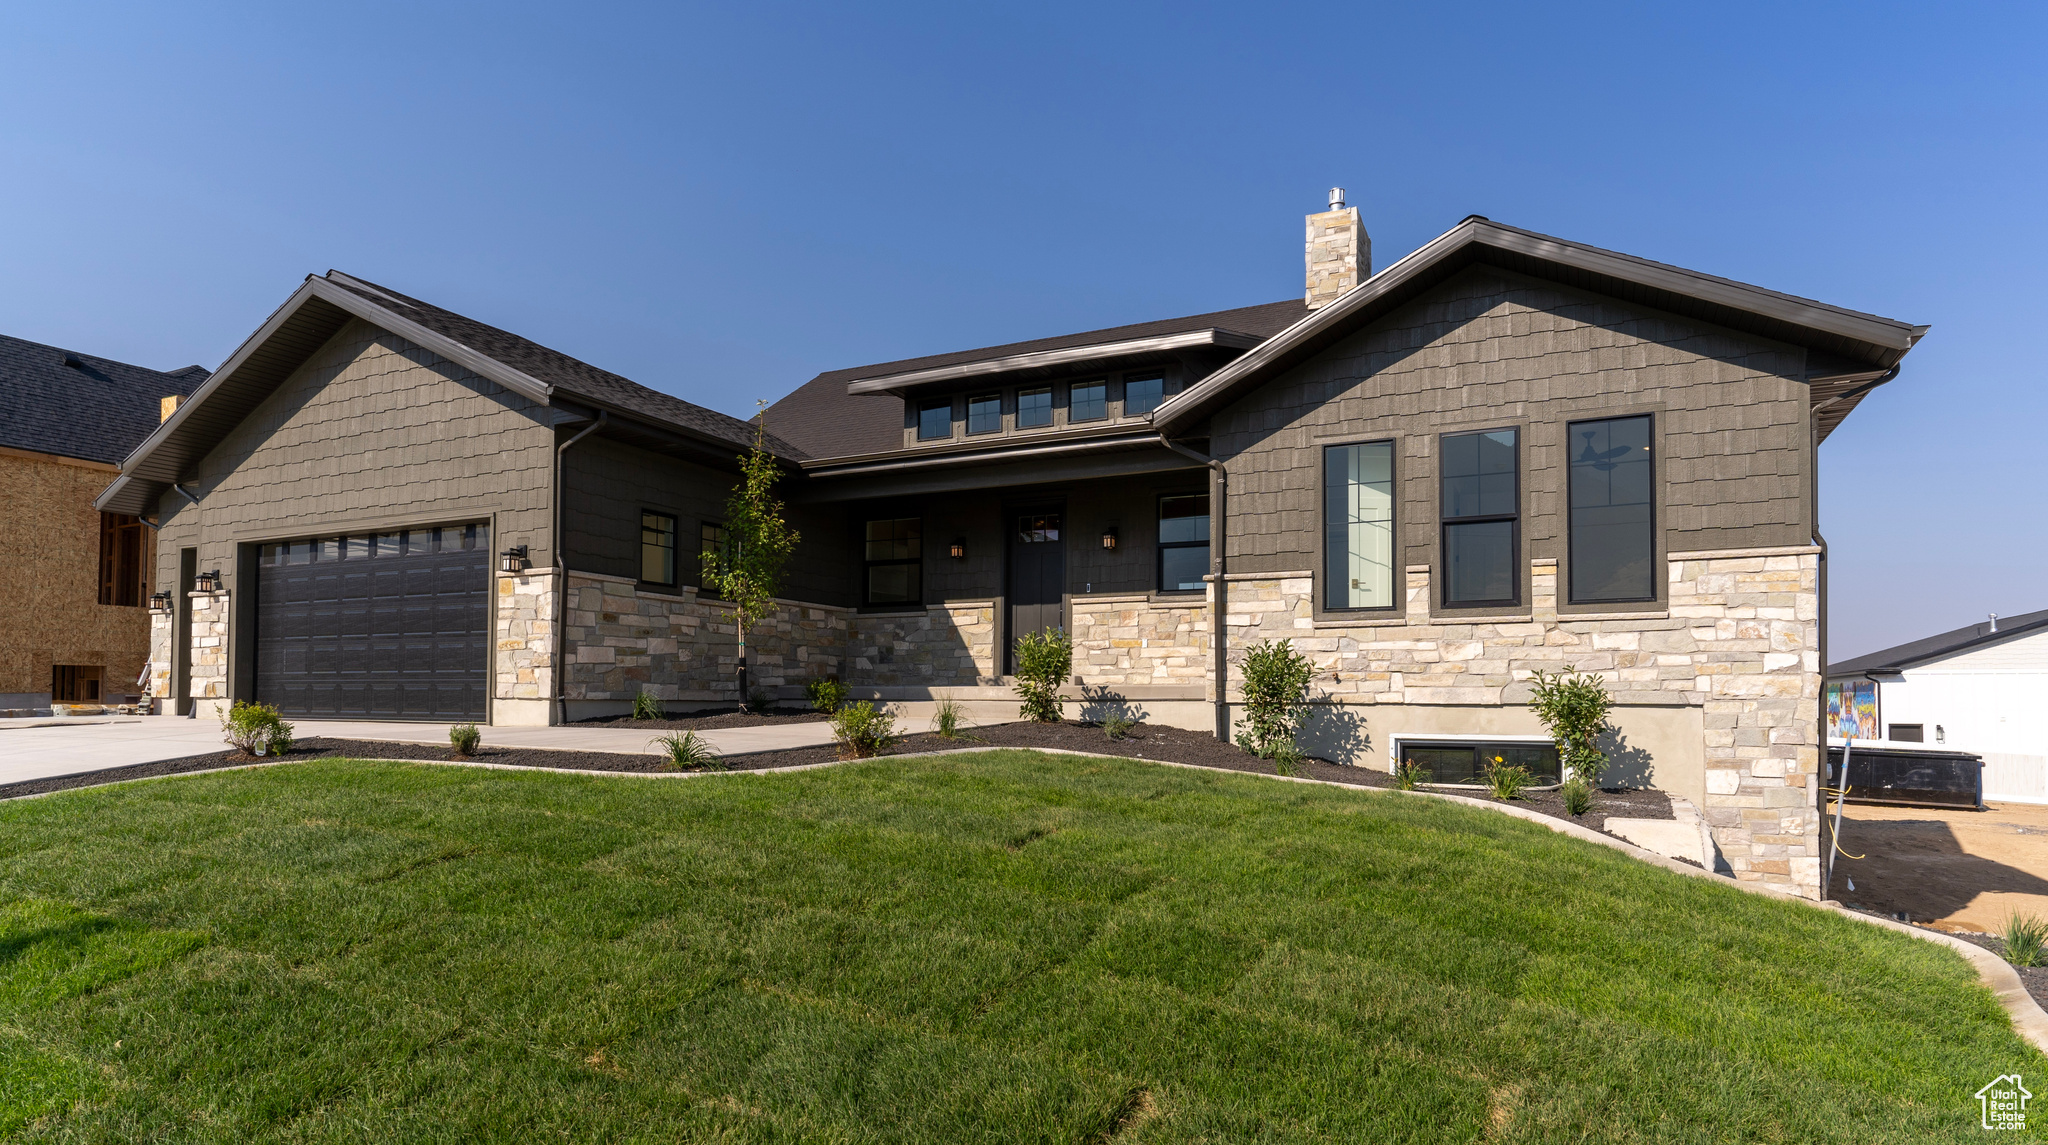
[551,411,607,725]
[1158,433,1230,740]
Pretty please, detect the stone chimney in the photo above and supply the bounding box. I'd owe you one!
[160,395,183,422]
[1305,187,1369,309]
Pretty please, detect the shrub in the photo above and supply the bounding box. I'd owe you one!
[832,701,898,758]
[806,678,849,714]
[449,723,482,756]
[931,698,972,740]
[1560,777,1594,816]
[1102,713,1136,742]
[651,731,721,771]
[1393,757,1429,791]
[1012,629,1072,723]
[1483,754,1533,801]
[2001,912,2047,968]
[1269,740,1305,777]
[1233,639,1314,759]
[220,700,293,757]
[1529,670,1615,785]
[747,688,774,713]
[631,689,666,721]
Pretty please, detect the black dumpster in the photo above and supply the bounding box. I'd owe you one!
[1827,745,1984,809]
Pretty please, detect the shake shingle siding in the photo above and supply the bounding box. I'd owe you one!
[153,318,555,589]
[1213,269,1811,579]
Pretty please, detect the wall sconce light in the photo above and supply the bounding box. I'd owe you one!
[148,591,172,613]
[500,546,530,574]
[949,539,966,560]
[195,570,221,593]
[1100,528,1118,551]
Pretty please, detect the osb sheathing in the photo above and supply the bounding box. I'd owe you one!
[0,449,154,697]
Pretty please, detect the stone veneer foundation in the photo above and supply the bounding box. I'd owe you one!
[188,590,230,707]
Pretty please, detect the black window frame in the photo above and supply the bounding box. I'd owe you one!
[1122,373,1165,416]
[1156,493,1210,594]
[862,516,923,607]
[640,510,678,587]
[1015,386,1053,428]
[966,393,1002,435]
[916,399,953,441]
[1565,413,1657,605]
[1394,738,1563,788]
[1068,379,1108,423]
[1438,426,1521,609]
[1320,438,1399,613]
[697,520,729,595]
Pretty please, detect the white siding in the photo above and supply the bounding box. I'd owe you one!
[1856,627,2048,803]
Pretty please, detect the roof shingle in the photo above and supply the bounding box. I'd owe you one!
[0,333,207,465]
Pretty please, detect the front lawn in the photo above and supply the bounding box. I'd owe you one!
[0,753,2036,1141]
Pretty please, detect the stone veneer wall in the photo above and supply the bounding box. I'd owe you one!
[1220,549,1823,897]
[1070,593,1211,690]
[849,604,996,687]
[187,590,229,702]
[495,569,558,706]
[147,608,174,704]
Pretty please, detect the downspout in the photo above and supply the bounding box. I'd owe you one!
[1809,364,1899,893]
[1159,433,1229,740]
[552,411,608,725]
[172,483,200,506]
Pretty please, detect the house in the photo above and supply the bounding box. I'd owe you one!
[98,195,1927,899]
[0,335,206,714]
[1827,609,2048,803]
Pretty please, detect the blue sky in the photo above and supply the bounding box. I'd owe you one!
[2,2,2040,658]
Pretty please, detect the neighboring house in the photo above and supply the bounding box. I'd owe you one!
[98,196,1926,899]
[1827,610,2048,804]
[0,335,207,713]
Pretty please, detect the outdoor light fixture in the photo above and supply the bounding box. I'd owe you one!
[1100,528,1118,551]
[949,539,966,559]
[195,570,221,593]
[499,546,529,574]
[148,591,172,613]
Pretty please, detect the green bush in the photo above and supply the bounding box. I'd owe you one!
[1393,757,1429,791]
[806,678,850,714]
[1012,629,1072,723]
[1233,639,1314,759]
[631,689,666,720]
[1529,670,1614,785]
[2001,912,2047,968]
[449,723,482,756]
[651,731,720,771]
[1560,777,1594,816]
[832,701,898,758]
[1101,713,1136,742]
[220,700,293,757]
[1483,755,1533,801]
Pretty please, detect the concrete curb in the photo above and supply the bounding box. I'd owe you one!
[7,744,2045,1055]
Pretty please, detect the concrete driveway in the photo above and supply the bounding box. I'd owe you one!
[0,716,839,787]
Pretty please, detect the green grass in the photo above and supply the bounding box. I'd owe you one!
[0,752,2038,1142]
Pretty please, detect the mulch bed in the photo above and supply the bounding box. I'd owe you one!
[573,709,831,730]
[1929,931,2048,1012]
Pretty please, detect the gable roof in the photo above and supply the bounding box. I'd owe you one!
[97,271,799,516]
[764,299,1307,461]
[0,333,206,466]
[1829,608,2048,677]
[1153,216,1928,442]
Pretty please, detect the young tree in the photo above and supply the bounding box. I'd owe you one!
[700,404,800,711]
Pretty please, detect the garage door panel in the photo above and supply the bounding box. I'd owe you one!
[256,525,489,721]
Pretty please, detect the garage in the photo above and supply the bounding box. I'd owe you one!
[254,523,491,720]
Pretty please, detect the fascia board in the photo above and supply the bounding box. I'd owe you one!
[306,278,554,404]
[845,329,1262,395]
[806,432,1167,477]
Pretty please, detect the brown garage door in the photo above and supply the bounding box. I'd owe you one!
[254,523,490,720]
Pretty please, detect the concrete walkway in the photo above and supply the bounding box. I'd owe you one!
[0,716,839,786]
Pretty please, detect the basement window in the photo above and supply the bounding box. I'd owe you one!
[1395,738,1562,787]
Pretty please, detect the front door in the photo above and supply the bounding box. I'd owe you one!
[1007,509,1065,674]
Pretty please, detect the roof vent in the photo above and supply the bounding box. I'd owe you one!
[62,353,83,369]
[1328,187,1346,211]
[1989,613,1999,633]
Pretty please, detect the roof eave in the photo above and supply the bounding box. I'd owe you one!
[844,328,1262,395]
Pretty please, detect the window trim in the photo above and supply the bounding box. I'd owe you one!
[1155,492,1211,594]
[1317,437,1400,615]
[1564,413,1658,605]
[916,398,954,441]
[862,516,924,608]
[1015,386,1054,429]
[696,519,729,595]
[1437,425,1522,610]
[965,393,1003,436]
[1386,732,1564,790]
[1068,378,1109,423]
[639,509,679,587]
[1121,373,1166,417]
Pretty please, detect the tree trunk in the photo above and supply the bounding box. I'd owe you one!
[736,618,749,712]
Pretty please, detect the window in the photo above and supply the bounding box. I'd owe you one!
[1889,723,1925,743]
[1567,415,1654,603]
[967,394,1002,435]
[1017,387,1053,428]
[640,511,677,585]
[51,665,103,703]
[1157,494,1210,592]
[1439,428,1519,607]
[864,517,922,605]
[1123,374,1164,416]
[1324,441,1395,610]
[97,512,147,606]
[698,522,729,595]
[1069,380,1107,422]
[1395,739,1562,787]
[917,400,952,441]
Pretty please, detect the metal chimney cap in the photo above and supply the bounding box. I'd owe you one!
[1328,187,1346,210]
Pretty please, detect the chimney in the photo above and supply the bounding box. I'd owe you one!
[1305,187,1370,310]
[160,395,183,422]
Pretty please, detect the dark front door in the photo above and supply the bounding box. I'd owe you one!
[1007,509,1065,674]
[254,524,490,721]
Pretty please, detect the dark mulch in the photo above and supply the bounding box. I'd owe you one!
[574,709,831,730]
[1934,931,2048,1012]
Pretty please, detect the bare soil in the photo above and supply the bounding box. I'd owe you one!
[573,708,830,730]
[1944,930,2048,1012]
[1825,800,2048,935]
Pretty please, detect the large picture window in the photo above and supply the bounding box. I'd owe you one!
[1567,414,1654,603]
[1157,495,1210,592]
[640,511,677,585]
[1440,428,1519,607]
[1323,441,1395,609]
[864,517,922,605]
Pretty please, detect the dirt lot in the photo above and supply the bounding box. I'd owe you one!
[1827,799,2048,934]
